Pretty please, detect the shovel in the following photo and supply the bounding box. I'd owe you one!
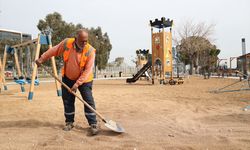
[40,64,125,133]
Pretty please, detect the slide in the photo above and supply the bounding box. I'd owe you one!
[126,62,151,83]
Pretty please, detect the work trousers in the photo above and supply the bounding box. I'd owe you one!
[62,76,97,125]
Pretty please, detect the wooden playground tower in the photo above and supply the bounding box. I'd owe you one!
[0,31,61,100]
[136,49,149,68]
[150,17,176,84]
[126,18,183,84]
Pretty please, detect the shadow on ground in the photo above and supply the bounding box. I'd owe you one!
[0,119,125,137]
[0,119,62,129]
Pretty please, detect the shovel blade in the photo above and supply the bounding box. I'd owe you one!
[104,120,125,133]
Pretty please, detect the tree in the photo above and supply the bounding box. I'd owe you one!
[177,36,220,74]
[37,12,112,70]
[114,57,124,67]
[88,27,112,70]
[208,45,221,69]
[37,12,83,45]
[174,20,216,74]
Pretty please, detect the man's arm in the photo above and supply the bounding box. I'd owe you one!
[36,39,66,65]
[73,51,95,89]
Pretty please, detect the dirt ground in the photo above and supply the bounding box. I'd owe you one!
[0,76,249,150]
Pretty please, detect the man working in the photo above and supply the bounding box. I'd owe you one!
[36,29,98,135]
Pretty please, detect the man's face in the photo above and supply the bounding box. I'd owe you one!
[76,31,88,49]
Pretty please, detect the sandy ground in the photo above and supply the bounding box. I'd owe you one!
[0,76,250,150]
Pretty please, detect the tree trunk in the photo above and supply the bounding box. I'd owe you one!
[189,55,193,75]
[189,61,193,75]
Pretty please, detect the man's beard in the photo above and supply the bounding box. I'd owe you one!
[75,42,83,52]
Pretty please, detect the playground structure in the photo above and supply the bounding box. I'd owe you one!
[206,38,249,78]
[207,55,249,78]
[212,58,238,78]
[201,38,250,95]
[151,17,174,84]
[135,49,149,68]
[126,60,152,83]
[127,17,184,85]
[130,49,151,81]
[210,71,250,93]
[1,32,61,100]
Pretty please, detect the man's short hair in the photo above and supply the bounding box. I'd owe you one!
[76,28,88,37]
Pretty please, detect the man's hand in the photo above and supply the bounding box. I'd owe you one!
[71,84,78,93]
[35,59,42,67]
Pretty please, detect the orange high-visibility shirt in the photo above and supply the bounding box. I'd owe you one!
[39,39,95,87]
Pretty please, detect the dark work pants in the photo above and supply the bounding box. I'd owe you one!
[62,76,97,125]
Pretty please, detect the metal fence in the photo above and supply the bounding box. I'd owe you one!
[95,65,137,78]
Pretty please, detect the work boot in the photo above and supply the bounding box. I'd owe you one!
[90,124,99,135]
[63,122,74,131]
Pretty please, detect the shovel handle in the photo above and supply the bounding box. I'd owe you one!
[40,64,106,123]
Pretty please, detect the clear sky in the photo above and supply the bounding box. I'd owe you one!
[0,0,249,67]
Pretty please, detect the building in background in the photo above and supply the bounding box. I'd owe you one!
[0,29,32,77]
[0,28,32,42]
[237,53,250,75]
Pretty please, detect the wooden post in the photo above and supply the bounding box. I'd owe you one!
[151,27,154,84]
[28,35,41,100]
[162,27,165,81]
[2,46,7,71]
[2,46,8,90]
[13,48,22,77]
[169,28,173,80]
[19,47,24,76]
[26,46,31,77]
[0,57,3,92]
[49,45,62,96]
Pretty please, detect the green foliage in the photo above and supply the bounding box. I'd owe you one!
[178,52,189,65]
[88,27,112,70]
[106,57,125,67]
[209,48,220,56]
[37,12,112,70]
[114,57,124,67]
[177,36,219,74]
[208,46,221,66]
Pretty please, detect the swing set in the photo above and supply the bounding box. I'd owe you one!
[210,71,250,93]
[0,32,61,100]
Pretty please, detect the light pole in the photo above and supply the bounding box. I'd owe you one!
[242,38,247,79]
